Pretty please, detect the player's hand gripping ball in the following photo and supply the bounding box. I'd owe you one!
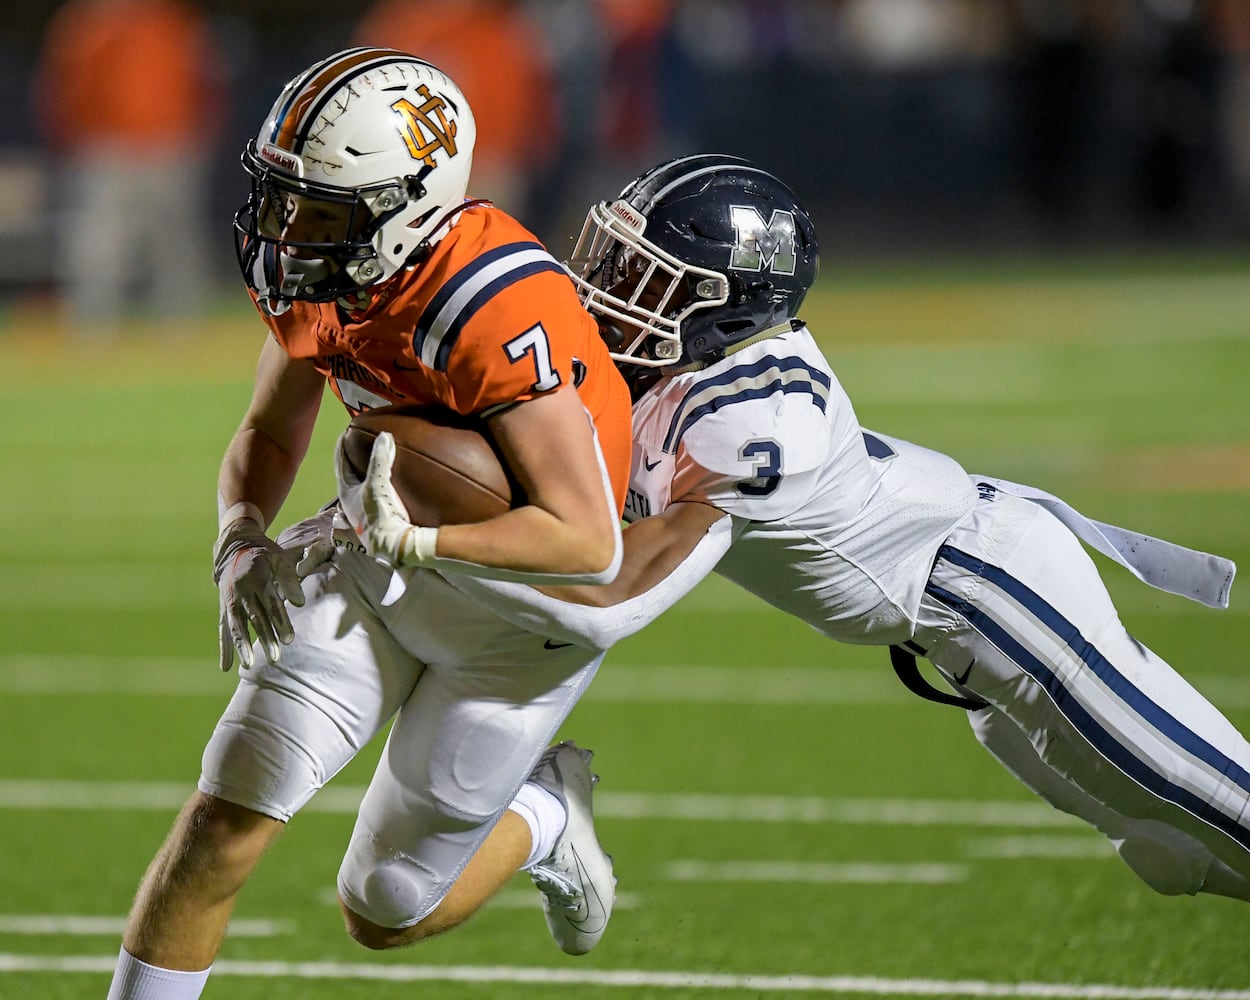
[338,404,518,527]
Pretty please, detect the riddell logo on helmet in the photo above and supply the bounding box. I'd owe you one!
[608,201,645,232]
[258,144,299,173]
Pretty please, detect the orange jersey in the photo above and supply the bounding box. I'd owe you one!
[253,203,631,513]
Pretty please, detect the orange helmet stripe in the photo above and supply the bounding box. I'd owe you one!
[269,47,412,152]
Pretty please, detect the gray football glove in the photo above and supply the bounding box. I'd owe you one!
[212,516,305,671]
[276,504,370,579]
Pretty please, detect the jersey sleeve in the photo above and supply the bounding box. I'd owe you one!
[671,395,837,520]
[649,352,846,520]
[430,244,595,415]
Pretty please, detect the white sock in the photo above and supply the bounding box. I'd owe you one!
[510,780,567,870]
[106,947,212,1000]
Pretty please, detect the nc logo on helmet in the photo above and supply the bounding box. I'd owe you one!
[729,206,797,276]
[391,85,459,168]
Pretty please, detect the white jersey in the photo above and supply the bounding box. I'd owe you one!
[624,324,977,645]
[447,321,1249,902]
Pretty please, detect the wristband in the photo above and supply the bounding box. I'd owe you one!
[218,499,266,533]
[399,526,440,565]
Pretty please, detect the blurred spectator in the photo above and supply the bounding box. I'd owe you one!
[1006,0,1109,235]
[839,0,1009,69]
[593,0,677,165]
[1132,0,1222,228]
[519,0,606,246]
[354,0,560,218]
[520,0,682,248]
[32,0,225,333]
[1210,0,1250,223]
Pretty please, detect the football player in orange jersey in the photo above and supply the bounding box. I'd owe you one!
[106,48,722,999]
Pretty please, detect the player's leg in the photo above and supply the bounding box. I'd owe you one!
[336,573,612,950]
[968,706,1250,899]
[108,553,420,997]
[378,738,609,954]
[112,793,284,978]
[918,492,1250,897]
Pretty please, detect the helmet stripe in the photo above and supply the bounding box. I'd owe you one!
[270,48,378,149]
[270,48,434,153]
[641,162,776,213]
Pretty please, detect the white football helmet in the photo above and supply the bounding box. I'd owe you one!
[234,47,477,306]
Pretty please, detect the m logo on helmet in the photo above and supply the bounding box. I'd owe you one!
[391,85,459,168]
[729,206,797,276]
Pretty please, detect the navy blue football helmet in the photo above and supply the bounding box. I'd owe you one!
[566,154,819,377]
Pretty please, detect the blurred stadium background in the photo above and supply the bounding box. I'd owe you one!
[2,2,1249,998]
[1,0,1250,307]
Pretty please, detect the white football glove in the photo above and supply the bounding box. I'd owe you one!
[334,430,438,567]
[333,433,369,539]
[212,516,306,671]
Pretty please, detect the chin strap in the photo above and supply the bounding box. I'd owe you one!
[668,319,802,376]
[720,319,805,359]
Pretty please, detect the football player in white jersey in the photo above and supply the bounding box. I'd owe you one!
[452,153,1250,905]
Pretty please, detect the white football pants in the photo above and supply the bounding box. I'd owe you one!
[914,489,1250,898]
[199,544,604,928]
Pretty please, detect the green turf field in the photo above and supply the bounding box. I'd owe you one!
[2,252,1248,998]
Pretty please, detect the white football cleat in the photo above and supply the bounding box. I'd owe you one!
[526,741,616,955]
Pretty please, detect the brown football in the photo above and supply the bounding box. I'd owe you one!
[340,404,518,526]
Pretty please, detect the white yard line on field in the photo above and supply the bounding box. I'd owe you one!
[0,778,1081,828]
[962,835,1115,859]
[1,954,1247,998]
[0,915,287,937]
[0,656,909,703]
[0,655,222,694]
[597,791,1081,827]
[661,860,968,884]
[4,656,1249,709]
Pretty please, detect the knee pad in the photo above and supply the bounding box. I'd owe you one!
[338,829,450,929]
[337,774,508,929]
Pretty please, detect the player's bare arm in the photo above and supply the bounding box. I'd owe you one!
[443,501,732,653]
[213,337,326,671]
[218,336,325,527]
[342,384,625,583]
[457,385,620,576]
[534,501,726,607]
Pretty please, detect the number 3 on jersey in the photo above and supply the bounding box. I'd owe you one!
[738,438,782,497]
[504,323,562,392]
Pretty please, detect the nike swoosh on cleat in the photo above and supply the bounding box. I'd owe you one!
[544,639,574,650]
[567,845,607,932]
